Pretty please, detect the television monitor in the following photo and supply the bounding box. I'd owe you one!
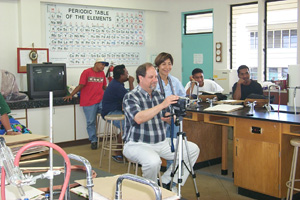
[27,63,67,99]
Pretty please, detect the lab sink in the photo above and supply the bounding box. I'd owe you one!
[270,110,300,114]
[268,105,300,114]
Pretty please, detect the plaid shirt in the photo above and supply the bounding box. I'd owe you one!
[122,85,168,144]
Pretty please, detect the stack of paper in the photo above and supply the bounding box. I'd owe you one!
[2,134,49,160]
[204,104,244,113]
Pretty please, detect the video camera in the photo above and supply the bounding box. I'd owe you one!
[172,97,189,117]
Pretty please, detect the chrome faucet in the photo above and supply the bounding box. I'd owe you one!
[206,97,217,107]
[265,84,281,112]
[288,86,300,114]
[247,101,256,116]
[65,154,94,200]
[115,174,162,200]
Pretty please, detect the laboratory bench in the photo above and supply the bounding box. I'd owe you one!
[183,102,300,200]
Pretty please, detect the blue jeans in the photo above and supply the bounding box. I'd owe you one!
[83,102,102,143]
[106,110,124,132]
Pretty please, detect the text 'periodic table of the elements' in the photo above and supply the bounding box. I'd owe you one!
[45,4,146,67]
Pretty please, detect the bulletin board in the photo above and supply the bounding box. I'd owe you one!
[45,3,146,67]
[17,48,49,73]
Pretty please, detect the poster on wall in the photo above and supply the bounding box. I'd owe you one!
[45,4,146,67]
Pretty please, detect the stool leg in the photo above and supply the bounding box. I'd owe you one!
[127,161,132,173]
[99,120,108,168]
[108,120,113,173]
[135,162,138,175]
[96,115,102,148]
[120,120,125,164]
[288,146,298,200]
[158,171,162,187]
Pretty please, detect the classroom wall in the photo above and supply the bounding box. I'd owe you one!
[0,0,280,91]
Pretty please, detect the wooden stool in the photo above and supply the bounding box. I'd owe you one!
[127,160,162,186]
[99,114,125,173]
[286,138,300,200]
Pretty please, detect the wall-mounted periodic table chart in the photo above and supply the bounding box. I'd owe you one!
[45,4,146,67]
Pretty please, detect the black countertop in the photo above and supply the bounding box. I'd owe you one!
[187,103,300,125]
[7,97,80,110]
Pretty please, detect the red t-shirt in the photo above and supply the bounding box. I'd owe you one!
[79,68,107,106]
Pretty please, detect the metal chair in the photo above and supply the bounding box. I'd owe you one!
[127,159,162,186]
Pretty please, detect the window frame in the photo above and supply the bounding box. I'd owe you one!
[184,11,213,35]
[230,0,297,81]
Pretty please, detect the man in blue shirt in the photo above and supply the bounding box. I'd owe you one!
[101,64,134,162]
[122,63,200,192]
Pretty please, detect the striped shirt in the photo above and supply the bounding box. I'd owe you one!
[122,85,168,144]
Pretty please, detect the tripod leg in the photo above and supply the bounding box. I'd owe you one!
[177,133,183,197]
[183,134,200,200]
[170,136,179,190]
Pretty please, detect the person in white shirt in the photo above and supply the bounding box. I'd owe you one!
[185,68,224,96]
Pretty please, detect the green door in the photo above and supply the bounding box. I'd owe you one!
[181,10,213,86]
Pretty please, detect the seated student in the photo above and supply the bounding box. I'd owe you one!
[232,65,263,100]
[185,68,224,96]
[0,93,21,135]
[101,64,134,163]
[122,63,200,192]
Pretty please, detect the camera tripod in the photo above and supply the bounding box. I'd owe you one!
[169,115,200,200]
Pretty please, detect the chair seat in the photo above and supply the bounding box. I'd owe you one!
[290,138,300,147]
[104,114,125,121]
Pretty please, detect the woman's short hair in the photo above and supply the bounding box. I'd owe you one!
[154,52,174,69]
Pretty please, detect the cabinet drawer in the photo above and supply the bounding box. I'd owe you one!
[10,109,26,119]
[235,118,280,143]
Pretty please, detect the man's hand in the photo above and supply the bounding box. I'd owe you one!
[189,75,195,82]
[63,95,73,102]
[162,95,179,109]
[6,131,21,135]
[161,112,171,124]
[128,75,134,83]
[237,78,245,85]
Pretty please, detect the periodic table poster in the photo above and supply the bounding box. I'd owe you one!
[45,4,146,67]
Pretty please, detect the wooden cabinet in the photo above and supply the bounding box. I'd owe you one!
[27,105,75,143]
[234,118,280,197]
[183,112,222,164]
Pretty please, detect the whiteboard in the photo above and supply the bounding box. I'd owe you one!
[45,4,146,67]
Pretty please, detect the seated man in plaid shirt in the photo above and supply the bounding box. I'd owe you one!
[122,62,200,192]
